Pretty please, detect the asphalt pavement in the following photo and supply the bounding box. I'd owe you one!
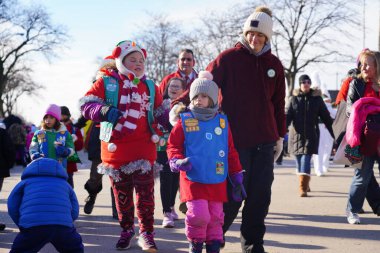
[0,153,379,253]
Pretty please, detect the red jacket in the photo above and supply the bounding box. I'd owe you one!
[335,77,352,105]
[167,118,242,202]
[65,123,83,173]
[206,43,286,148]
[85,76,162,168]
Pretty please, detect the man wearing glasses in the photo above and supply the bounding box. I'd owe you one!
[159,49,198,97]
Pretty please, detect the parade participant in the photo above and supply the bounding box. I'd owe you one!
[157,77,186,228]
[167,71,244,253]
[29,104,75,184]
[345,50,380,224]
[206,6,286,253]
[60,106,83,188]
[80,40,164,252]
[286,74,334,196]
[7,158,83,252]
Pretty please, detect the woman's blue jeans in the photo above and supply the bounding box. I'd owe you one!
[295,154,312,175]
[347,154,380,213]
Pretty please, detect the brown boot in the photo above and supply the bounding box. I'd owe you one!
[299,175,310,197]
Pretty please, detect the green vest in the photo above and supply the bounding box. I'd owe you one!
[99,76,156,142]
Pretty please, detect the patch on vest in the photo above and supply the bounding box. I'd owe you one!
[214,127,222,135]
[106,83,117,92]
[220,118,226,128]
[185,118,200,132]
[216,162,224,175]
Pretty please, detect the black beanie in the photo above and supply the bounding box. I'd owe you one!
[60,106,71,117]
[299,74,311,85]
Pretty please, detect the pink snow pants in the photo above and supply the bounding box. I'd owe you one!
[185,199,224,242]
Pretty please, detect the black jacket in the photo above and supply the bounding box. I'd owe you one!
[346,78,366,116]
[286,88,334,155]
[0,128,15,178]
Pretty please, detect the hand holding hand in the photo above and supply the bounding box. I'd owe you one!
[169,157,192,172]
[230,172,247,202]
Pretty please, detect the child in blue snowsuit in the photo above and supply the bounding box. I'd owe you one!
[7,158,83,253]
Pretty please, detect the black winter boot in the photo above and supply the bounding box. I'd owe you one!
[189,240,203,253]
[206,240,221,253]
[84,194,97,214]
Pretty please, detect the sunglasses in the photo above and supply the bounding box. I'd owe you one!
[301,80,311,84]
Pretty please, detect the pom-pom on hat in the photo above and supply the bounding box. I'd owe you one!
[44,104,61,121]
[189,71,219,106]
[111,40,147,78]
[243,6,273,40]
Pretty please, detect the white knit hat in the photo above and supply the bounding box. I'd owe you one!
[243,6,273,41]
[111,40,147,78]
[189,71,219,106]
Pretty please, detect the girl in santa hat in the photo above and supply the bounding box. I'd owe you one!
[79,40,164,252]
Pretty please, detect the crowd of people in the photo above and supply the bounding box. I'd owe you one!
[0,4,379,253]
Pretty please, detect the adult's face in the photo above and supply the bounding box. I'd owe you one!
[361,55,377,82]
[245,31,266,53]
[300,79,311,93]
[178,52,195,76]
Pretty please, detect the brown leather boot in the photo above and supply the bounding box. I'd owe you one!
[299,175,310,197]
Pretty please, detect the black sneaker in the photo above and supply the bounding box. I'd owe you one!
[0,223,5,231]
[84,194,97,214]
[116,229,135,250]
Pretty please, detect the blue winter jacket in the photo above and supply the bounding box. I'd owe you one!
[7,158,79,228]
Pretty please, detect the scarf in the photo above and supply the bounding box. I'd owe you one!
[237,35,271,56]
[189,104,219,121]
[112,72,147,139]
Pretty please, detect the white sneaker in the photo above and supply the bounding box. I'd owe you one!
[346,211,360,224]
[171,207,179,220]
[162,212,174,228]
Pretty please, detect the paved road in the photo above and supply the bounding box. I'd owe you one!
[1,154,379,252]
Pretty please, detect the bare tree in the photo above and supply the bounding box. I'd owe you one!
[0,0,68,117]
[257,0,359,95]
[3,67,43,115]
[135,14,183,84]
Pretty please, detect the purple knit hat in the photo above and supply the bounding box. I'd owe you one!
[44,104,61,121]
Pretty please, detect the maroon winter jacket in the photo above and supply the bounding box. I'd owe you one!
[206,43,286,148]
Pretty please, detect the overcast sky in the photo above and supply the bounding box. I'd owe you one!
[16,0,380,125]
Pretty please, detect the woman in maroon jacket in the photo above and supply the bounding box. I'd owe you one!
[206,6,286,253]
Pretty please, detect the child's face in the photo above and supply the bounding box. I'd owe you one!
[168,80,185,100]
[44,115,56,129]
[122,51,145,77]
[192,93,211,108]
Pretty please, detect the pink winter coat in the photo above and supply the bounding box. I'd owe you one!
[346,97,380,147]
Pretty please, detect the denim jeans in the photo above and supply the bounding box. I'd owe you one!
[295,154,312,175]
[347,154,380,213]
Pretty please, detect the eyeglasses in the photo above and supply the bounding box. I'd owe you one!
[180,58,193,62]
[168,84,183,90]
[301,80,311,84]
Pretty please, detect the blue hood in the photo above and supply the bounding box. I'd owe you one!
[21,158,68,180]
